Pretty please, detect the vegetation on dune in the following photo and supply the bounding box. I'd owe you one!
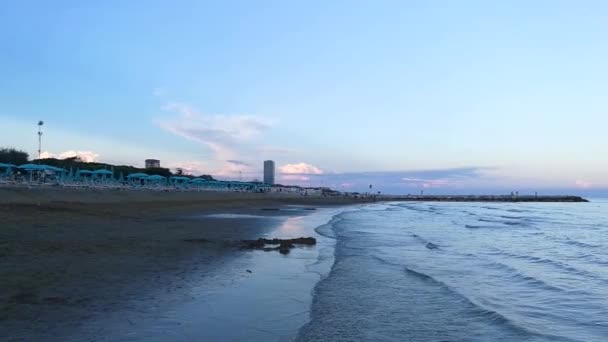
[0,148,29,165]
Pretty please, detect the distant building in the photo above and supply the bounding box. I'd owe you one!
[263,160,275,185]
[145,159,160,168]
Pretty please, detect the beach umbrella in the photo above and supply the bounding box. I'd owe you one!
[126,173,149,179]
[0,163,14,177]
[18,163,45,171]
[146,175,166,185]
[93,169,113,180]
[17,164,46,183]
[170,176,191,183]
[44,165,67,173]
[92,169,112,183]
[93,169,113,175]
[76,169,93,183]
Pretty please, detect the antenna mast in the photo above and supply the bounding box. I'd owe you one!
[37,120,44,162]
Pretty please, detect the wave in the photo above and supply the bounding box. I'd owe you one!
[500,215,524,219]
[400,265,544,339]
[398,204,438,214]
[480,218,526,225]
[314,213,348,239]
[506,208,532,213]
[485,261,567,293]
[464,219,530,229]
[410,234,440,250]
[365,254,577,341]
[502,221,526,226]
[484,250,608,289]
[425,242,440,249]
[563,239,601,249]
[466,224,505,229]
[479,218,503,223]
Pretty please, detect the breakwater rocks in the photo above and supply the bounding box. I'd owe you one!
[382,195,588,203]
[241,237,317,254]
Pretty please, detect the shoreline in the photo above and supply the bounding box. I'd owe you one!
[0,186,359,341]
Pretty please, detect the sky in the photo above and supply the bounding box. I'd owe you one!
[1,1,607,194]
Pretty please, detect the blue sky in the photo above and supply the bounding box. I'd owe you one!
[1,1,607,194]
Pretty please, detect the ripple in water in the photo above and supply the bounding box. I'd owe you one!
[297,200,608,342]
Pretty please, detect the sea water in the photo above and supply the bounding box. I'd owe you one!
[297,200,608,342]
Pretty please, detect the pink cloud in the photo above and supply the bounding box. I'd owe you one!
[575,180,592,189]
[402,177,449,188]
[280,174,311,181]
[159,102,271,142]
[279,162,323,175]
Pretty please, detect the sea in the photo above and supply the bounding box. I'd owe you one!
[298,200,608,342]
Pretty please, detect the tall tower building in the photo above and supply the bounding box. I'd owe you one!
[263,160,275,185]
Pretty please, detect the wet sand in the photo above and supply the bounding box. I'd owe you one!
[0,187,363,341]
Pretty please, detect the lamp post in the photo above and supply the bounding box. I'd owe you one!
[37,120,44,163]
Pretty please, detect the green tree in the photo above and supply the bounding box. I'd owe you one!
[0,147,29,165]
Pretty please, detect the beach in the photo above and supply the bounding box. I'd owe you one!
[0,187,363,341]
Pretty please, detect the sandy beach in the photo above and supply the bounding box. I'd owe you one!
[0,187,364,341]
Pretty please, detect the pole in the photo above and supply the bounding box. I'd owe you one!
[37,120,44,163]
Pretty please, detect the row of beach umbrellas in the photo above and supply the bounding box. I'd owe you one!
[0,164,269,189]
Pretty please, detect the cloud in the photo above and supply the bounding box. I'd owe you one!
[41,150,100,163]
[160,102,271,142]
[279,162,323,175]
[275,167,493,192]
[167,160,259,180]
[575,180,592,189]
[281,174,311,181]
[157,101,273,162]
[402,177,450,188]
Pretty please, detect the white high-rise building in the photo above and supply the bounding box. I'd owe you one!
[263,160,275,185]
